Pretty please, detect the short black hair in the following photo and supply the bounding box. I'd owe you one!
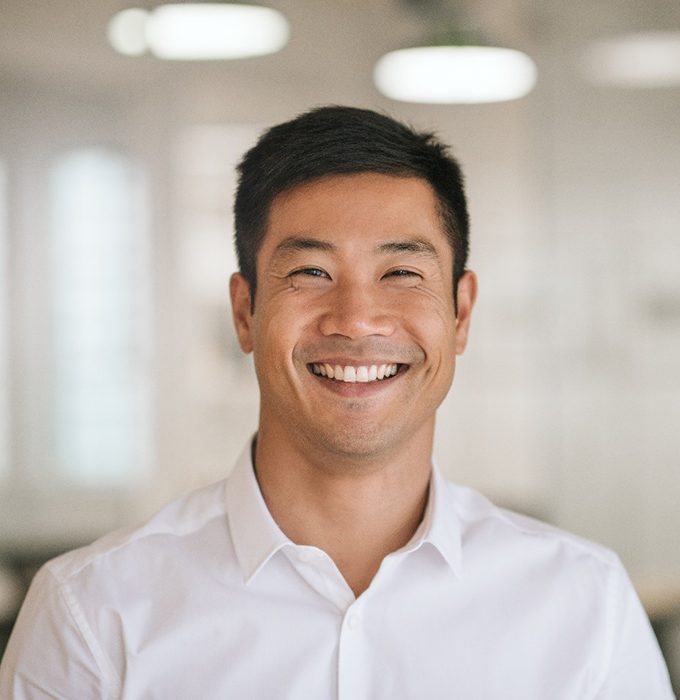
[234,105,469,308]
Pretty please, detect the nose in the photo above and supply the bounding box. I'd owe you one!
[317,281,396,340]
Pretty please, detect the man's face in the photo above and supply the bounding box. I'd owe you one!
[230,173,476,463]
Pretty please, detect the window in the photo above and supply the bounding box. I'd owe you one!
[49,148,151,486]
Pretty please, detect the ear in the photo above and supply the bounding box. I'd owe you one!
[229,273,254,353]
[454,270,477,356]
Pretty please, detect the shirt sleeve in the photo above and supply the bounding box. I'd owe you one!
[596,557,676,699]
[0,565,114,700]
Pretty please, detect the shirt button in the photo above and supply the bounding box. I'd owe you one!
[346,613,361,630]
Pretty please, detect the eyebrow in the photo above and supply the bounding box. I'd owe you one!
[272,235,440,260]
[272,237,336,257]
[376,238,440,259]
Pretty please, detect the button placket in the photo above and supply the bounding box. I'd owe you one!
[338,603,368,700]
[346,611,361,631]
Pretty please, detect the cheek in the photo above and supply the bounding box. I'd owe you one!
[251,299,314,368]
[402,295,456,354]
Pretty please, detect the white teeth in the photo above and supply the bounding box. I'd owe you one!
[311,363,402,382]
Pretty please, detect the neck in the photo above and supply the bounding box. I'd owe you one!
[253,421,434,597]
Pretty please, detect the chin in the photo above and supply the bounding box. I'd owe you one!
[308,422,411,466]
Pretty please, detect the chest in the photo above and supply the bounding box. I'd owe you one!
[111,576,602,700]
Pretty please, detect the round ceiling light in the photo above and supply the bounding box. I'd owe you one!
[374,46,537,104]
[582,32,680,88]
[107,4,289,60]
[107,8,150,56]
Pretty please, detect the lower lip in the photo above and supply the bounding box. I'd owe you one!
[307,366,408,397]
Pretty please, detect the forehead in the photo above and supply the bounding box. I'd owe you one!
[262,172,448,253]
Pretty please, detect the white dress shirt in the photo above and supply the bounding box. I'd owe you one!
[0,441,674,699]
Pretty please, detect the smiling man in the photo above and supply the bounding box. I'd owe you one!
[0,107,673,699]
[230,169,473,600]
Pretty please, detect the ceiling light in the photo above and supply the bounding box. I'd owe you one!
[374,45,537,104]
[107,4,289,60]
[107,8,149,57]
[582,32,680,88]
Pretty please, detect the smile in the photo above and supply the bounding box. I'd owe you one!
[309,363,402,383]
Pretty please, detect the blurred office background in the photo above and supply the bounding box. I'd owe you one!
[0,0,679,687]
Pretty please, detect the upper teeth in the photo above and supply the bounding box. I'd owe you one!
[311,363,399,382]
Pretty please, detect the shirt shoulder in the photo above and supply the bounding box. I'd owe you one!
[444,479,619,570]
[436,479,673,697]
[45,478,231,585]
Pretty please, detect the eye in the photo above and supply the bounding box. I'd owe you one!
[289,267,330,279]
[383,268,422,280]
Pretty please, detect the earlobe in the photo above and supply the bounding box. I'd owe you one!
[454,270,477,356]
[229,273,254,353]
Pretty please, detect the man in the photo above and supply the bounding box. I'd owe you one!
[0,106,673,698]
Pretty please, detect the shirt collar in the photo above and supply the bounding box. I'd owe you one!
[407,461,463,578]
[225,441,291,584]
[225,440,463,583]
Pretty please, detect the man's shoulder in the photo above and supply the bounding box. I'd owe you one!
[45,478,232,586]
[443,478,620,574]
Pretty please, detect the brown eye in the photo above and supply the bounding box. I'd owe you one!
[384,269,421,279]
[290,267,330,279]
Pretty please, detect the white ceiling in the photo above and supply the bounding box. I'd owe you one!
[1,0,677,119]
